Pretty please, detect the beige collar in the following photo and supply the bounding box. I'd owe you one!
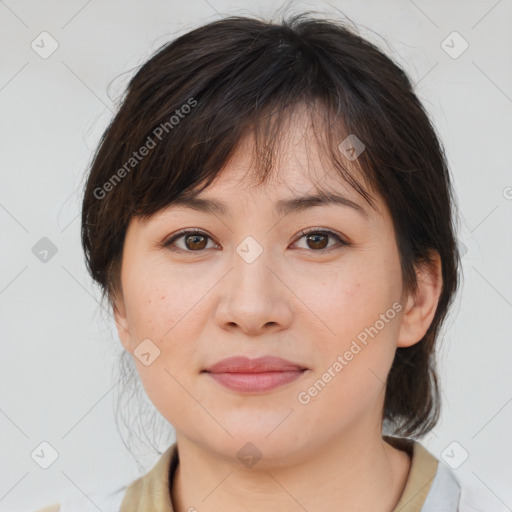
[385,436,438,512]
[120,437,438,512]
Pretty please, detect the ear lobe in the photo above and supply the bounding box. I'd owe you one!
[112,295,132,352]
[397,250,443,348]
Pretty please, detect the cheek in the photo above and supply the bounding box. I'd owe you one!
[120,261,209,409]
[123,265,204,423]
[122,257,202,342]
[297,249,402,401]
[304,253,401,347]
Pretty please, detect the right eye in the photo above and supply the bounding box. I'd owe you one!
[162,229,218,252]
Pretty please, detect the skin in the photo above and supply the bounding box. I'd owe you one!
[114,107,443,512]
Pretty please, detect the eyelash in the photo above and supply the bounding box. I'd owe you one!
[161,227,348,254]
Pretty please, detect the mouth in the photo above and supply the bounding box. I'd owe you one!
[202,356,308,393]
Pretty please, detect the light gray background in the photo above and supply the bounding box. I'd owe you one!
[1,0,511,510]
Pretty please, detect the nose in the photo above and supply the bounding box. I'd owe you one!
[214,243,294,336]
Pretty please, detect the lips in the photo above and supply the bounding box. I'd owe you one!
[202,356,307,393]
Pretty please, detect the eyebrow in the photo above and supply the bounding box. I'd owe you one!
[170,190,370,219]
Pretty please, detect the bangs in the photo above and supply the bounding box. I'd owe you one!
[106,25,381,226]
[133,96,379,226]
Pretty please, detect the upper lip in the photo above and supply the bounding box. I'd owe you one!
[203,356,307,373]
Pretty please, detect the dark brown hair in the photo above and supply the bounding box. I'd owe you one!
[81,12,461,439]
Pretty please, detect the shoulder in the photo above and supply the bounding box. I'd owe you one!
[30,445,177,512]
[457,475,511,512]
[401,439,508,512]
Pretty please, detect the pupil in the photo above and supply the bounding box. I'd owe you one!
[308,234,327,249]
[187,235,206,250]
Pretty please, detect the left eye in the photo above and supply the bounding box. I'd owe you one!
[162,228,346,252]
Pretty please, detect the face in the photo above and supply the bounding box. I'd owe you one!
[114,111,417,467]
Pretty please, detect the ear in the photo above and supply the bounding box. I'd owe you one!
[397,250,443,348]
[112,293,132,353]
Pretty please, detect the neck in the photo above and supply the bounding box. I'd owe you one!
[171,428,411,512]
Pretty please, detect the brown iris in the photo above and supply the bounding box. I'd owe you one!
[305,232,329,250]
[185,234,208,250]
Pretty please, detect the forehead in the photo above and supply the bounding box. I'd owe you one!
[190,116,379,217]
[141,103,385,227]
[206,109,365,194]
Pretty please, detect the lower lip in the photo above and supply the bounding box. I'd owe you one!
[206,370,305,393]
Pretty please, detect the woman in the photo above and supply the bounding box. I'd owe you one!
[37,11,484,512]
